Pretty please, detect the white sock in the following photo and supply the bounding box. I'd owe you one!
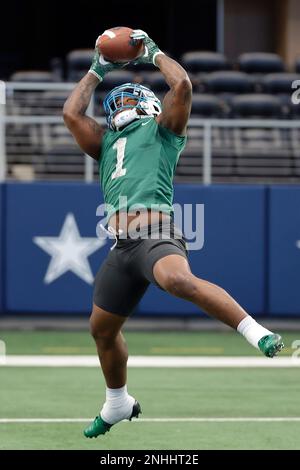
[237,316,273,349]
[100,385,135,425]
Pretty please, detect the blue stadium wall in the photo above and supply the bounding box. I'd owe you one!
[0,182,299,317]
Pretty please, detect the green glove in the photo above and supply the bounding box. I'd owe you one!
[130,30,164,66]
[88,49,127,82]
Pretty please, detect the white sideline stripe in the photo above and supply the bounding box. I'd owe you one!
[1,417,300,424]
[1,355,300,367]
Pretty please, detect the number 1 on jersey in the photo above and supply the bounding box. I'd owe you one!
[111,138,127,180]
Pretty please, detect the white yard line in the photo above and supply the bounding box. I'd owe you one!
[0,417,300,423]
[0,355,299,367]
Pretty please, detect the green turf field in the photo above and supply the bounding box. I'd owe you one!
[0,330,300,450]
[0,329,298,356]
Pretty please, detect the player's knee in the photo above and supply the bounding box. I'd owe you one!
[89,317,117,348]
[162,272,198,300]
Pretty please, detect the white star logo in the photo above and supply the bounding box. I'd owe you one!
[297,240,300,249]
[33,213,105,285]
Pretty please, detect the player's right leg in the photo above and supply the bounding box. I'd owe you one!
[84,246,148,438]
[84,305,141,438]
[90,304,128,390]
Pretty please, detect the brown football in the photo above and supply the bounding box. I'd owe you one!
[96,26,144,63]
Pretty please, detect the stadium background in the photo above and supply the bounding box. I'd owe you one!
[0,0,300,451]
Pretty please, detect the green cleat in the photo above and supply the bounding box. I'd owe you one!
[83,400,142,438]
[84,415,112,438]
[258,334,284,358]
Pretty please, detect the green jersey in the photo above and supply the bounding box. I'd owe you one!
[99,117,187,220]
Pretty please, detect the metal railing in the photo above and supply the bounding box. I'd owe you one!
[1,82,300,184]
[3,82,98,183]
[190,118,300,184]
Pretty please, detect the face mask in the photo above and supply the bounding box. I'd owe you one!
[113,108,139,130]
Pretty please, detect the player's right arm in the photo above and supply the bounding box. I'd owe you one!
[63,73,103,161]
[63,46,125,160]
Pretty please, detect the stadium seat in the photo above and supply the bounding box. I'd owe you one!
[231,94,283,118]
[101,70,136,91]
[180,51,229,73]
[260,73,300,116]
[289,99,300,119]
[142,71,169,92]
[66,49,94,82]
[50,57,64,81]
[238,53,284,74]
[177,124,235,181]
[191,94,226,117]
[41,91,71,115]
[261,73,300,94]
[203,71,255,94]
[10,71,54,82]
[41,123,89,179]
[295,57,300,74]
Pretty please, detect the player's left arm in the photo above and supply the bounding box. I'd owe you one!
[155,54,192,136]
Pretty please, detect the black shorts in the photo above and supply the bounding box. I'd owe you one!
[93,221,188,316]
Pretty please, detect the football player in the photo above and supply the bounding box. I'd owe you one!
[63,30,284,438]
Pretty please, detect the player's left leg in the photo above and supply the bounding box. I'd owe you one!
[153,254,284,357]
